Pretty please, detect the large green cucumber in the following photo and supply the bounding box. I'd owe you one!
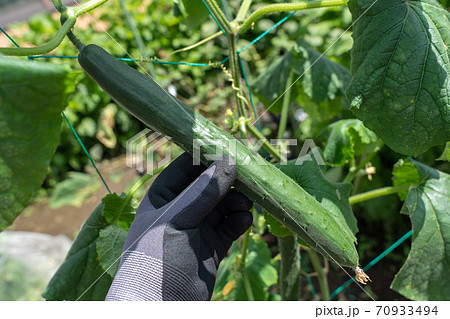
[78,44,359,268]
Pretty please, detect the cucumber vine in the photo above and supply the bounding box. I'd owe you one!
[2,0,447,301]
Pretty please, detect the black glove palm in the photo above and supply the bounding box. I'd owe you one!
[106,153,253,301]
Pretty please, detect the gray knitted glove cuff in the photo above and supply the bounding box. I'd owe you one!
[105,251,204,301]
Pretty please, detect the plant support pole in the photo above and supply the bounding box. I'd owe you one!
[227,34,248,119]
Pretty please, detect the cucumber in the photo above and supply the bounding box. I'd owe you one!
[78,44,359,268]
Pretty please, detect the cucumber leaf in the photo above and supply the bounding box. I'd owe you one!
[252,53,293,114]
[0,57,75,231]
[96,224,127,277]
[43,203,113,301]
[101,193,136,230]
[96,193,137,277]
[263,210,293,238]
[321,119,383,166]
[390,158,450,300]
[252,40,351,117]
[292,40,351,107]
[347,0,450,156]
[392,159,422,201]
[45,193,138,300]
[213,234,278,301]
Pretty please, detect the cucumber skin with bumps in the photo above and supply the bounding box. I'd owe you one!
[78,44,359,268]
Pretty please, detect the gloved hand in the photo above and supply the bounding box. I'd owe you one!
[106,152,253,301]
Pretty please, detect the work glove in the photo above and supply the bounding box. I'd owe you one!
[106,152,253,301]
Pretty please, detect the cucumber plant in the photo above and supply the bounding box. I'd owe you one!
[0,0,449,301]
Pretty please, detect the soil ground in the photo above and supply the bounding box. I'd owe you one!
[7,156,140,239]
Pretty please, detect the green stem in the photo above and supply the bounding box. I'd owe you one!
[205,0,283,162]
[349,185,411,205]
[239,0,348,33]
[0,17,76,56]
[245,121,283,162]
[236,0,253,21]
[203,0,233,34]
[52,0,65,12]
[239,228,251,270]
[278,236,301,300]
[238,117,248,140]
[228,33,247,118]
[118,0,155,77]
[71,0,110,17]
[204,1,246,118]
[112,163,169,223]
[0,0,110,56]
[242,273,254,301]
[343,152,377,183]
[239,228,254,301]
[277,70,294,140]
[307,249,330,301]
[168,31,222,57]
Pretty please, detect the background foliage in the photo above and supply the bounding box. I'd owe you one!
[0,0,449,301]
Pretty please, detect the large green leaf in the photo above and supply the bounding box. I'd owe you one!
[214,234,278,301]
[292,41,351,107]
[390,159,450,300]
[252,40,351,117]
[347,0,450,156]
[321,119,383,166]
[0,58,74,231]
[43,203,113,301]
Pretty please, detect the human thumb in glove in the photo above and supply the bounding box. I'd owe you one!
[106,152,253,301]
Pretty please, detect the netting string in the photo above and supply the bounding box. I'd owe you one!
[25,10,297,68]
[0,26,20,47]
[62,112,112,194]
[201,0,226,36]
[330,230,413,300]
[0,28,112,194]
[300,252,318,301]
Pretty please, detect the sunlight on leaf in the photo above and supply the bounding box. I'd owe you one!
[0,58,76,231]
[347,0,450,156]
